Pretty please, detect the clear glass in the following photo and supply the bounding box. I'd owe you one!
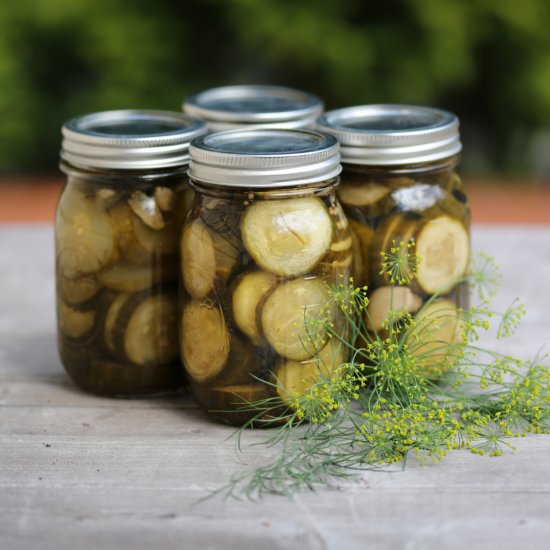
[180,178,352,426]
[338,155,470,337]
[55,163,191,396]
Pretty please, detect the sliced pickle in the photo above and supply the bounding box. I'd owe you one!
[318,227,354,281]
[131,214,178,255]
[57,299,96,340]
[349,219,373,285]
[181,220,216,298]
[213,231,240,282]
[415,215,469,294]
[366,286,423,331]
[337,181,391,207]
[329,234,353,253]
[370,213,418,287]
[56,188,115,276]
[350,228,365,285]
[261,278,334,361]
[124,294,179,366]
[276,340,348,404]
[104,293,132,353]
[241,197,332,277]
[232,271,277,346]
[58,268,101,306]
[99,263,156,293]
[154,187,176,212]
[110,203,177,265]
[407,298,464,374]
[128,190,165,230]
[181,300,230,382]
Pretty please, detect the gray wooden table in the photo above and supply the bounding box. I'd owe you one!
[1,225,549,550]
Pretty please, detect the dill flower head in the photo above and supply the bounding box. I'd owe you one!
[379,239,419,285]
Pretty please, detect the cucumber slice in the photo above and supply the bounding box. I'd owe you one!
[110,202,178,264]
[261,278,334,361]
[369,213,418,286]
[104,293,132,354]
[350,230,365,285]
[57,261,101,306]
[349,219,373,285]
[181,300,231,383]
[181,220,216,298]
[232,271,277,346]
[154,187,176,212]
[128,190,165,230]
[123,294,179,366]
[99,263,154,293]
[337,181,390,207]
[241,197,332,277]
[415,215,469,294]
[56,187,115,276]
[408,298,464,374]
[276,340,348,404]
[366,286,423,331]
[57,299,96,340]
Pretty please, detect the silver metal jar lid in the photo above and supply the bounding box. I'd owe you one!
[61,110,207,170]
[183,85,324,131]
[316,105,461,165]
[188,129,341,188]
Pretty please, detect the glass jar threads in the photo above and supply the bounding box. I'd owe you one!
[181,129,351,425]
[317,105,470,373]
[56,109,206,396]
[183,85,323,132]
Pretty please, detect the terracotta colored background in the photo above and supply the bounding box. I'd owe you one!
[0,178,548,224]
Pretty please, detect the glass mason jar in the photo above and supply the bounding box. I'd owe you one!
[317,105,470,371]
[56,110,206,396]
[183,85,323,132]
[181,129,352,426]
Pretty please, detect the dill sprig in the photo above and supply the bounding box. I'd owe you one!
[216,246,550,500]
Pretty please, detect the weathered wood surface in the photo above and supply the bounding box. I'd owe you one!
[1,225,549,550]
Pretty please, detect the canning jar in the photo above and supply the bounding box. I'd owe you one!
[56,110,206,396]
[181,129,352,425]
[183,85,323,132]
[317,105,470,371]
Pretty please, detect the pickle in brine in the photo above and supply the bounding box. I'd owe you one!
[232,270,277,346]
[407,298,464,374]
[415,215,469,294]
[366,286,423,332]
[241,197,332,277]
[57,299,96,341]
[104,292,179,366]
[275,339,348,405]
[181,300,231,383]
[56,187,116,276]
[261,277,335,361]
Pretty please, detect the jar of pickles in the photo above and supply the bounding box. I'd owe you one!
[317,105,470,370]
[181,129,352,425]
[56,110,206,396]
[183,85,323,131]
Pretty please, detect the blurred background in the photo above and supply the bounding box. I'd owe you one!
[0,0,549,221]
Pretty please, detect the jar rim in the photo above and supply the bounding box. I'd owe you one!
[183,84,324,127]
[316,104,462,165]
[188,128,342,188]
[61,110,207,170]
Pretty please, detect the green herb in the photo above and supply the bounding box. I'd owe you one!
[218,242,550,500]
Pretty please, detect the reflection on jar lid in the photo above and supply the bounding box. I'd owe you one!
[189,129,341,188]
[61,110,207,170]
[316,105,461,165]
[183,85,324,131]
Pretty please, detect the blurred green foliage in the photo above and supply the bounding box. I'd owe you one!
[1,0,549,175]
